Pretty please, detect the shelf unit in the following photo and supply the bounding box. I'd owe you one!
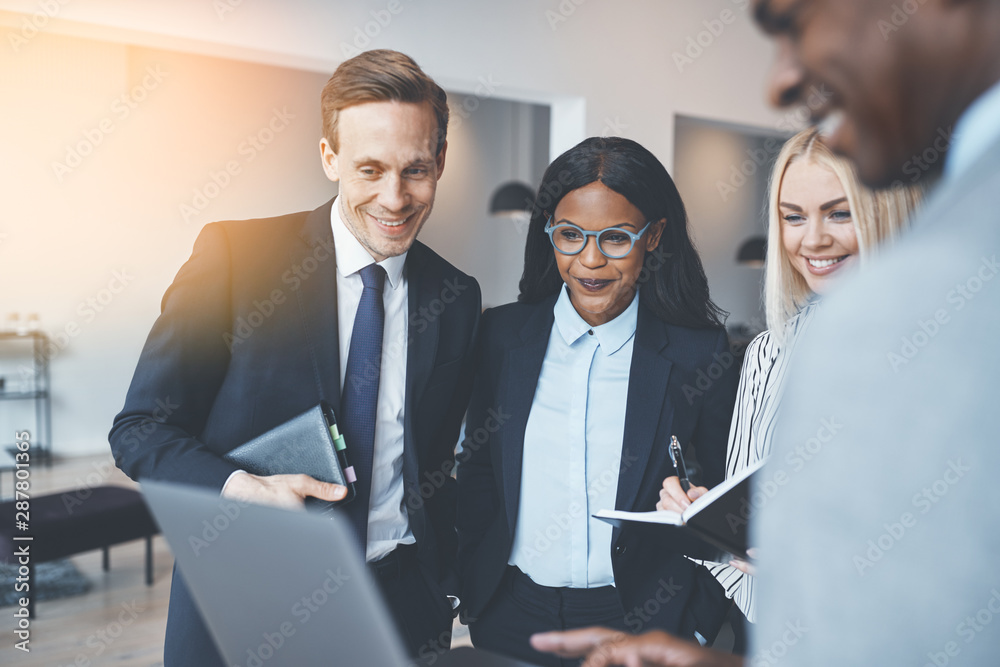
[0,331,52,465]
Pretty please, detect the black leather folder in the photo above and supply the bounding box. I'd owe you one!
[222,403,355,513]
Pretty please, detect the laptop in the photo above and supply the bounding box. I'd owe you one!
[141,480,539,666]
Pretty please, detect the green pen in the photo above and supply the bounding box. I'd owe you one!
[325,407,356,500]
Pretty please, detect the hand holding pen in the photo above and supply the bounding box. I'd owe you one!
[657,435,708,512]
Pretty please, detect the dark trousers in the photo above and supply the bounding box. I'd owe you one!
[369,543,455,663]
[469,567,629,667]
[162,545,454,666]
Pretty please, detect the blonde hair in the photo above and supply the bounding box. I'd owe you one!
[764,129,923,339]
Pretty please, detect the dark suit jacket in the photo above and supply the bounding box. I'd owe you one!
[109,198,480,663]
[456,293,738,636]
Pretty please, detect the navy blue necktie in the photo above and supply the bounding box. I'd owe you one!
[341,263,386,548]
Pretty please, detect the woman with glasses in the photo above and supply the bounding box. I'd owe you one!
[456,136,739,666]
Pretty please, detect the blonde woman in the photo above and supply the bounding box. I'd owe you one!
[657,128,922,630]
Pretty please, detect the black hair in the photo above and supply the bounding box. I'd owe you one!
[517,136,727,329]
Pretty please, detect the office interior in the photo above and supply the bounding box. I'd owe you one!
[0,1,792,664]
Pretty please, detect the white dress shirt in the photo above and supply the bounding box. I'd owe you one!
[330,198,415,563]
[508,286,637,588]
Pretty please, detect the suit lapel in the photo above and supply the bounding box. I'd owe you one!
[403,242,441,448]
[502,295,556,541]
[402,243,439,505]
[293,198,342,413]
[615,305,673,517]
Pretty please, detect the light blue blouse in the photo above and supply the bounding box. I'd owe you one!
[508,286,638,588]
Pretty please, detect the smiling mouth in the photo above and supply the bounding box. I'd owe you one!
[576,278,613,292]
[807,256,847,269]
[804,255,852,277]
[368,212,414,230]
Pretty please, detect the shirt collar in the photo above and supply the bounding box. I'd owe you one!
[330,196,407,289]
[945,77,1000,182]
[553,285,639,355]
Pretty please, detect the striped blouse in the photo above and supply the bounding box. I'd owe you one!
[702,301,819,623]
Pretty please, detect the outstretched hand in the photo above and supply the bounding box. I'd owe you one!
[531,627,743,667]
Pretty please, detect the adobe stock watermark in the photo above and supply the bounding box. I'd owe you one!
[180,107,295,224]
[515,168,574,230]
[546,0,588,31]
[225,235,473,353]
[716,136,783,203]
[601,116,629,138]
[35,269,136,364]
[921,589,1000,667]
[579,579,684,653]
[725,416,843,535]
[408,623,457,667]
[516,450,641,566]
[407,404,512,511]
[681,348,738,405]
[852,458,970,576]
[223,235,335,351]
[890,125,954,185]
[7,0,70,53]
[60,456,115,513]
[344,275,476,399]
[188,497,251,556]
[717,84,833,203]
[673,0,751,73]
[557,578,684,666]
[56,599,146,667]
[51,65,168,182]
[234,567,351,667]
[877,0,928,40]
[449,75,502,132]
[887,255,998,372]
[748,619,809,667]
[213,0,243,21]
[623,577,684,633]
[782,415,842,472]
[111,395,181,456]
[339,0,413,58]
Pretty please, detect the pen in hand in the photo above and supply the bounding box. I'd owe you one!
[669,435,692,493]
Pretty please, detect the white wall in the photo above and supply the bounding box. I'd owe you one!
[0,0,782,456]
[427,95,549,309]
[675,115,791,332]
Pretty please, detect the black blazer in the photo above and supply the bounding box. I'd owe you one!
[456,293,738,635]
[109,199,480,662]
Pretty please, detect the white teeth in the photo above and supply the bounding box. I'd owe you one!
[818,110,844,139]
[808,256,846,268]
[376,217,407,227]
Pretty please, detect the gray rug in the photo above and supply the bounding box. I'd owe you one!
[0,559,92,607]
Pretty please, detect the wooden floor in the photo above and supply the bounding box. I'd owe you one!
[0,454,173,666]
[0,453,472,666]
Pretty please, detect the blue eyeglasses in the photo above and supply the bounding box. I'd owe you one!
[545,218,653,259]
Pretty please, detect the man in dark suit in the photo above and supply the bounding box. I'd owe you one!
[532,0,1000,665]
[109,49,481,666]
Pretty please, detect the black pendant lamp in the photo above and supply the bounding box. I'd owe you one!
[489,103,535,218]
[736,236,767,267]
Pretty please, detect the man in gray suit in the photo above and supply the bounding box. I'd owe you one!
[531,0,1000,664]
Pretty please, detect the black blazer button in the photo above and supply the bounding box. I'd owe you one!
[615,545,627,556]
